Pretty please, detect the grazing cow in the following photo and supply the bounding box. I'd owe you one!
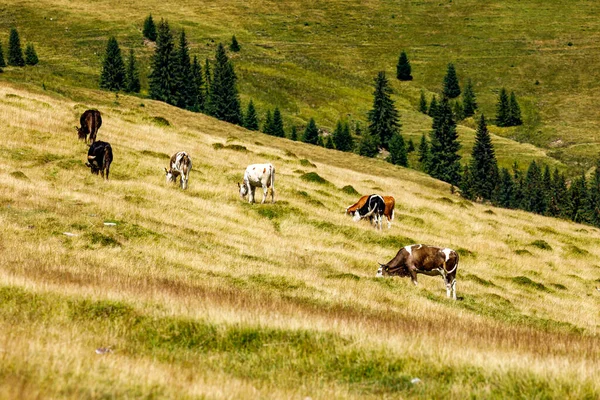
[346,194,393,229]
[164,151,192,190]
[238,163,275,204]
[76,109,102,144]
[85,141,113,180]
[376,244,459,300]
[346,194,386,230]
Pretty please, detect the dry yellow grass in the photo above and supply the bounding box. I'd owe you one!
[0,83,599,398]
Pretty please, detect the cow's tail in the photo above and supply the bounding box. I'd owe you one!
[391,207,395,221]
[445,253,459,275]
[270,165,275,188]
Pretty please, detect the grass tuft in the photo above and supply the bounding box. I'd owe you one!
[340,185,360,196]
[300,172,329,185]
[510,276,549,292]
[530,240,552,250]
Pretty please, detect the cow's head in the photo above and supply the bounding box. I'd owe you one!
[352,211,362,222]
[86,156,100,174]
[376,263,389,278]
[164,168,176,184]
[75,126,87,141]
[237,182,248,198]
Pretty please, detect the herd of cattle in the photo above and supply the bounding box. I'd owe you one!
[76,109,459,299]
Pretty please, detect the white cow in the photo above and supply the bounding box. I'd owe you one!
[164,151,192,190]
[238,163,275,204]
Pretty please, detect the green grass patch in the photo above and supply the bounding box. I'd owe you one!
[340,185,359,196]
[85,231,121,247]
[530,240,552,250]
[463,273,495,287]
[299,159,316,168]
[300,172,329,185]
[515,249,532,256]
[456,247,476,258]
[326,273,360,281]
[149,116,170,126]
[565,244,590,256]
[212,143,249,152]
[9,171,29,180]
[510,276,549,292]
[550,283,567,291]
[140,150,170,159]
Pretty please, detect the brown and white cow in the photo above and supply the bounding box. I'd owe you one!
[238,163,275,204]
[165,151,192,190]
[376,244,459,300]
[346,195,395,228]
[76,109,102,144]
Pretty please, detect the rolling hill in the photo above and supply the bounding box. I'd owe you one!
[0,82,599,398]
[1,0,600,397]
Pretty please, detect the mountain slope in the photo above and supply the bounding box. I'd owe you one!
[4,0,600,170]
[0,83,599,398]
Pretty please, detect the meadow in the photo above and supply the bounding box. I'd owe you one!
[0,82,599,398]
[3,0,600,171]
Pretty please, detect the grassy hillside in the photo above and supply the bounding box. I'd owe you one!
[0,83,599,398]
[4,0,600,171]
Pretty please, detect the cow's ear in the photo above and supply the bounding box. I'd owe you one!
[164,167,168,174]
[74,126,79,131]
[237,182,240,188]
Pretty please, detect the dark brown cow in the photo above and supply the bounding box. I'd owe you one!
[76,109,102,144]
[85,141,113,180]
[376,244,459,299]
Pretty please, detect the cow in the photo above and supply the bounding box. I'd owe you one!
[345,194,386,230]
[346,194,394,229]
[376,244,459,300]
[76,109,102,144]
[238,163,275,204]
[85,141,113,180]
[164,151,192,190]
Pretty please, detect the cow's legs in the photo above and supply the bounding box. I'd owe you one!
[249,186,255,203]
[261,184,268,204]
[408,266,418,286]
[387,216,392,229]
[270,186,275,204]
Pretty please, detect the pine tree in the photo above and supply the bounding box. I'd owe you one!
[452,100,464,121]
[263,110,273,135]
[204,58,212,107]
[508,91,523,126]
[358,128,379,158]
[174,30,195,109]
[302,118,319,145]
[368,71,401,149]
[407,138,415,152]
[542,165,552,214]
[442,63,461,99]
[462,78,478,118]
[24,43,38,66]
[396,50,412,81]
[495,88,510,127]
[418,133,431,172]
[428,95,438,118]
[191,56,206,111]
[149,20,177,104]
[8,28,25,67]
[495,167,515,208]
[0,42,6,68]
[587,158,600,226]
[332,120,354,152]
[470,115,498,200]
[290,126,298,141]
[208,43,242,124]
[271,108,285,137]
[124,48,140,93]
[569,173,589,223]
[325,135,334,149]
[243,100,259,130]
[143,14,157,41]
[523,161,546,214]
[419,90,428,114]
[387,132,408,166]
[512,162,525,209]
[230,35,240,52]
[428,97,462,185]
[548,168,569,218]
[460,165,476,201]
[99,37,126,91]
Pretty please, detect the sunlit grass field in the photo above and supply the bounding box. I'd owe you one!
[3,0,600,171]
[0,83,599,398]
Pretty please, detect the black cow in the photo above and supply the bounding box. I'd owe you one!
[76,109,102,144]
[351,194,386,230]
[85,141,113,180]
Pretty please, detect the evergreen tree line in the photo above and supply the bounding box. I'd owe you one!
[0,27,39,72]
